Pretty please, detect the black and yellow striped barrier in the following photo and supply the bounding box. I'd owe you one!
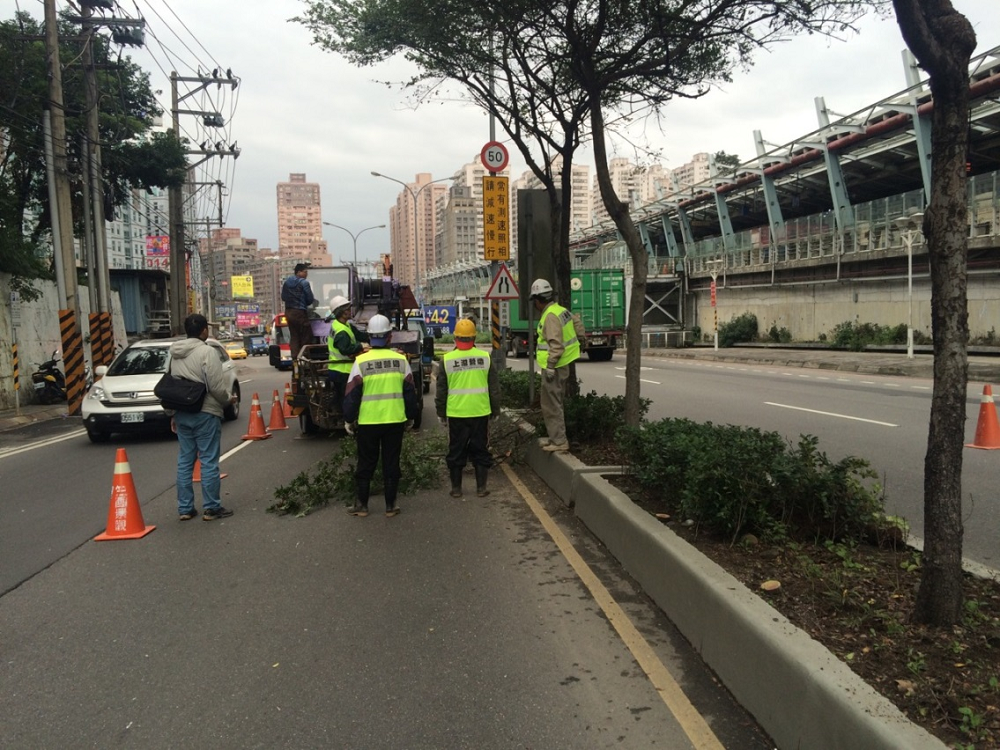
[59,309,86,415]
[12,343,18,392]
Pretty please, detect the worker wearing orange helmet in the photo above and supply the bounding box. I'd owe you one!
[435,317,500,498]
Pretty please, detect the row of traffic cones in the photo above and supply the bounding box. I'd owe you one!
[241,389,290,439]
[95,385,297,541]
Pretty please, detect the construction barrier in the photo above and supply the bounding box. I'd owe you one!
[94,448,156,541]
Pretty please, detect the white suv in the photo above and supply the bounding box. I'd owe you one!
[81,338,241,443]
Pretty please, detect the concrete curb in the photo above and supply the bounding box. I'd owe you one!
[524,439,945,749]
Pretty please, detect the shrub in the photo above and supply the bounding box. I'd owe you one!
[829,321,907,350]
[497,367,540,410]
[767,324,792,343]
[718,312,758,347]
[564,390,650,443]
[619,419,884,545]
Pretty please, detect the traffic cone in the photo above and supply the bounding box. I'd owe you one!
[94,448,156,541]
[282,382,294,418]
[267,389,289,431]
[241,392,272,441]
[192,456,227,482]
[966,385,1000,449]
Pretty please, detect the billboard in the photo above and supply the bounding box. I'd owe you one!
[231,275,254,299]
[145,235,170,271]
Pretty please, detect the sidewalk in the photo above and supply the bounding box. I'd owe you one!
[0,402,78,433]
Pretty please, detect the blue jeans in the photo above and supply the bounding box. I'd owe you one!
[174,411,223,514]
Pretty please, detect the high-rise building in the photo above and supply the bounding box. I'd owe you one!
[591,157,645,226]
[512,157,592,241]
[667,152,711,197]
[276,173,330,266]
[386,173,450,290]
[435,185,479,267]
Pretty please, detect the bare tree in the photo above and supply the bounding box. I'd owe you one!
[893,0,976,626]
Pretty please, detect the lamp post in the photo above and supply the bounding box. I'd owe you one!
[894,212,924,359]
[370,171,454,303]
[321,221,385,269]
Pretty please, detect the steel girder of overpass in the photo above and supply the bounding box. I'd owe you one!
[569,44,1000,289]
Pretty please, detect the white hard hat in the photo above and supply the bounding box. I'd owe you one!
[330,295,350,314]
[367,314,392,336]
[529,278,553,299]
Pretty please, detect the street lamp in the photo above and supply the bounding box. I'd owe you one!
[894,212,924,360]
[370,171,455,303]
[321,221,385,269]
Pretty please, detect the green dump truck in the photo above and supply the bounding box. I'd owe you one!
[507,268,625,361]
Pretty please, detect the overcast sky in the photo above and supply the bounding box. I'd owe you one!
[39,1,1000,264]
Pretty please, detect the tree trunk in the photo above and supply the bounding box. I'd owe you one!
[588,100,646,427]
[893,0,976,626]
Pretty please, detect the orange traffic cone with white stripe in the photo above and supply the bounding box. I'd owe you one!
[241,392,272,441]
[282,382,294,418]
[267,389,289,431]
[966,385,1000,449]
[193,456,227,482]
[94,448,156,541]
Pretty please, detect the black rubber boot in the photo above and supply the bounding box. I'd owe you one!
[449,467,463,498]
[475,465,490,497]
[348,478,370,517]
[384,479,400,517]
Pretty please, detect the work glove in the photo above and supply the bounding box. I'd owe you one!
[345,422,357,436]
[405,419,414,431]
[438,416,448,428]
[543,368,556,383]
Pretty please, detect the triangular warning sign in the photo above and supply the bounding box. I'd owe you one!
[485,264,520,300]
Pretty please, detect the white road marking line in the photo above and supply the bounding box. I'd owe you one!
[221,440,255,462]
[0,429,87,459]
[765,402,898,427]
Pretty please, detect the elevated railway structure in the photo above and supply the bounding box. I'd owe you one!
[425,45,1000,343]
[573,45,1000,343]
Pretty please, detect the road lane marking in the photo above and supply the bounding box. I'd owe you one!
[500,464,725,750]
[222,440,255,461]
[765,402,898,426]
[0,429,87,459]
[614,375,662,385]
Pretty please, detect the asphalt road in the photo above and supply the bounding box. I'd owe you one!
[543,354,1000,569]
[0,356,771,749]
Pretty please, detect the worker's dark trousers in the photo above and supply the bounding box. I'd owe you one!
[327,370,349,415]
[446,416,492,470]
[355,422,405,483]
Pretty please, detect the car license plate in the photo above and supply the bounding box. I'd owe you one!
[121,412,145,424]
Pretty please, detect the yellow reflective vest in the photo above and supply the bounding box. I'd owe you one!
[536,303,581,369]
[353,349,408,424]
[327,319,357,374]
[442,347,491,418]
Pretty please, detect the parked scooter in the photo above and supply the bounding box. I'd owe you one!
[31,350,66,404]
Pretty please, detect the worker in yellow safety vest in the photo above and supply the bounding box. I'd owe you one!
[530,278,580,452]
[435,317,500,498]
[342,314,420,517]
[327,295,369,416]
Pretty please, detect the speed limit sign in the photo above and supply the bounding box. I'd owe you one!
[480,141,509,173]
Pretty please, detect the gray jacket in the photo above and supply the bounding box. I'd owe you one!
[168,338,232,418]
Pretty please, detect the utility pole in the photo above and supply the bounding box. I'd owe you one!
[81,2,110,313]
[168,71,240,334]
[43,0,78,313]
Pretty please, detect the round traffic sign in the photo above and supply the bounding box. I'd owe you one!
[481,141,509,173]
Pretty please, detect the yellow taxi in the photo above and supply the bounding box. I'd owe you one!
[224,341,248,360]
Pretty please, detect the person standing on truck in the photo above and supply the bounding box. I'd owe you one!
[327,295,369,415]
[435,318,500,498]
[281,262,316,362]
[342,314,420,518]
[530,278,580,453]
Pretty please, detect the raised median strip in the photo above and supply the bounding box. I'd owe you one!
[522,435,945,750]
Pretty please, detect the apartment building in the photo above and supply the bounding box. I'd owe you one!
[276,173,330,266]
